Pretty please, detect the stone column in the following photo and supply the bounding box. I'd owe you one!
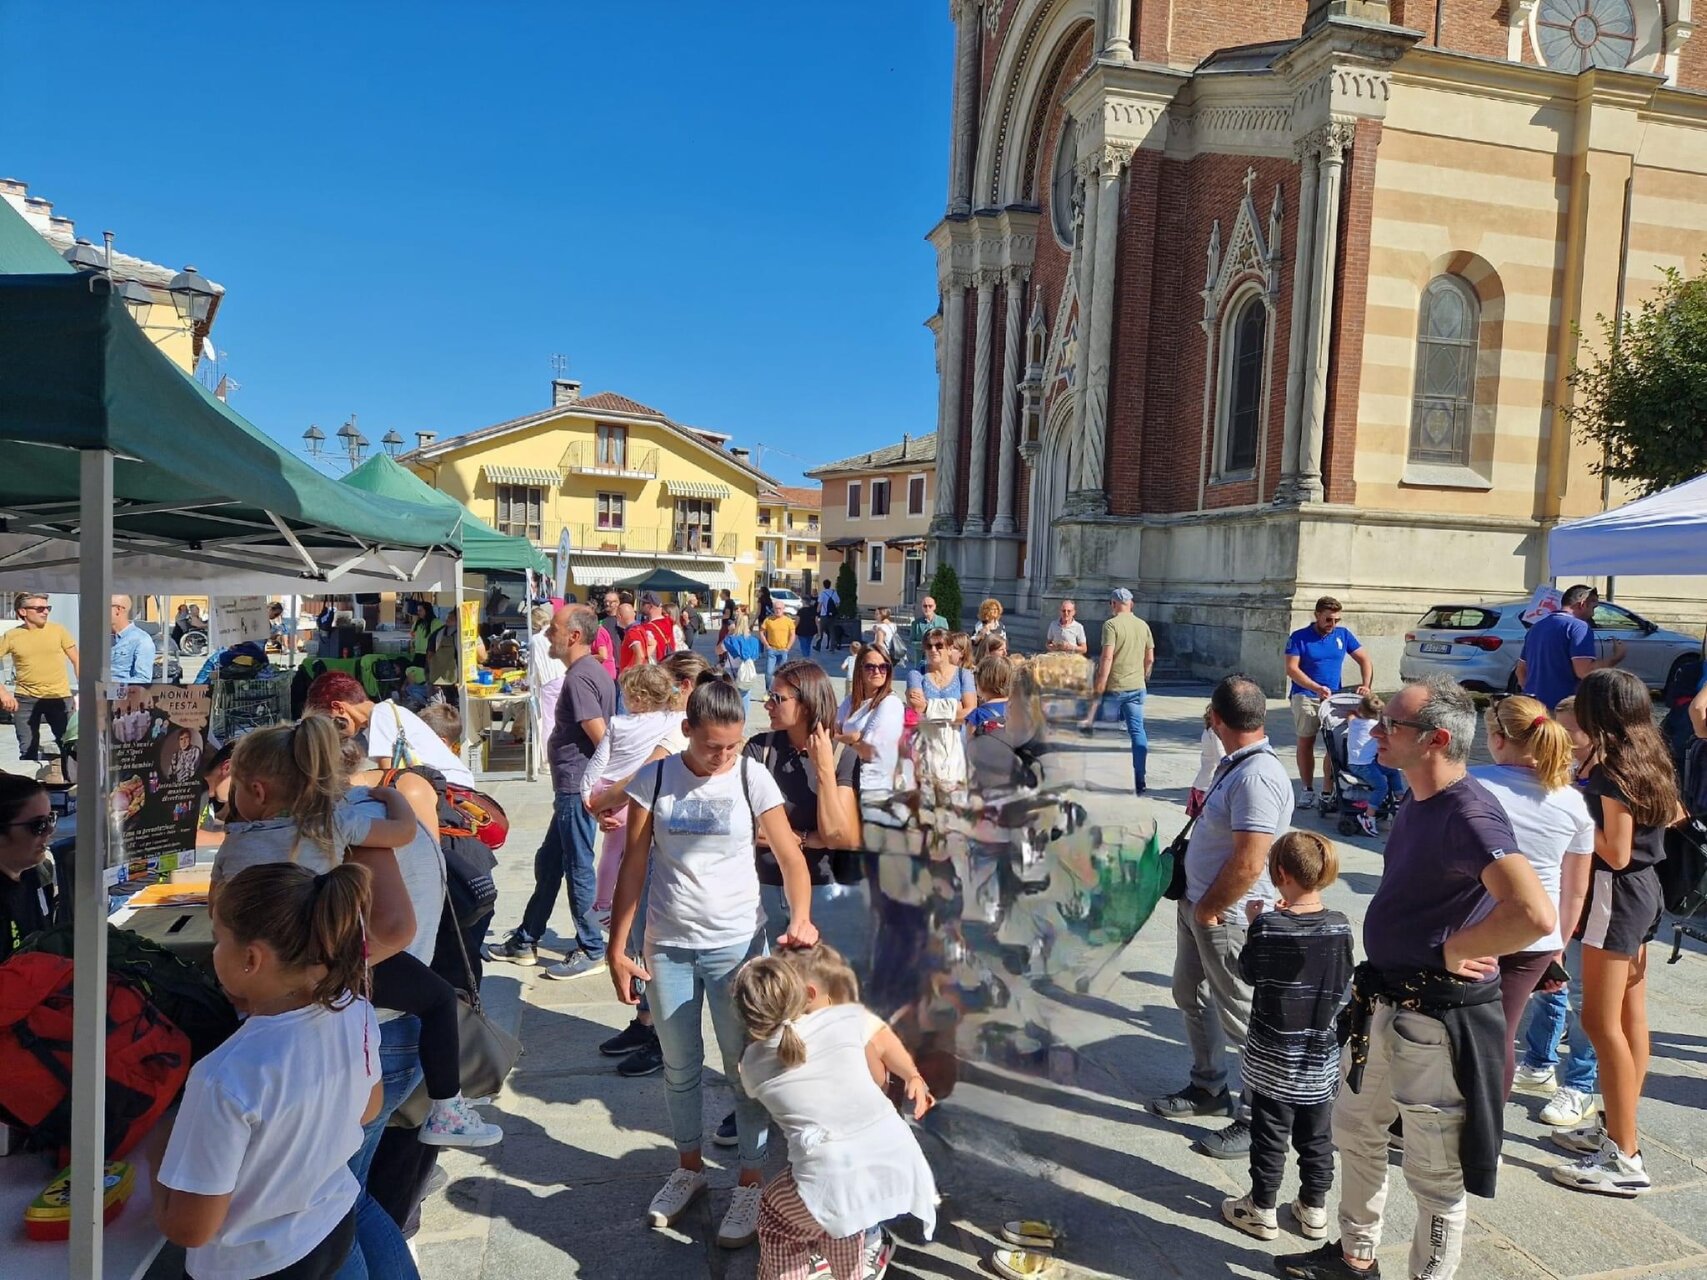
[993,268,1026,534]
[1275,147,1320,505]
[1066,159,1099,508]
[965,271,998,534]
[1069,144,1131,509]
[1296,122,1352,503]
[932,276,971,533]
[1103,0,1134,59]
[947,0,980,216]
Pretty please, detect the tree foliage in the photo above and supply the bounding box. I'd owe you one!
[928,562,963,630]
[1564,258,1707,496]
[834,560,859,622]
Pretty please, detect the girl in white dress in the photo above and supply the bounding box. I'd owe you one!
[734,946,937,1280]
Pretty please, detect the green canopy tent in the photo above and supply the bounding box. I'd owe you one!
[342,453,548,575]
[614,565,711,596]
[0,199,471,1272]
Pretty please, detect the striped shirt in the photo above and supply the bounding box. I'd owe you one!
[1238,907,1355,1105]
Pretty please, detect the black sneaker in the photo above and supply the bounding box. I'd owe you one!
[1147,1084,1234,1120]
[600,1019,657,1058]
[711,1110,739,1148]
[1192,1119,1252,1159]
[616,1040,664,1078]
[1274,1241,1380,1278]
[484,929,538,966]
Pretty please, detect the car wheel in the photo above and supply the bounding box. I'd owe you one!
[1667,655,1694,697]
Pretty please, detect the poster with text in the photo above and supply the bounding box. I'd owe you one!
[212,596,271,649]
[108,683,212,878]
[460,599,481,685]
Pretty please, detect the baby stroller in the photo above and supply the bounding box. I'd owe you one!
[1316,693,1378,839]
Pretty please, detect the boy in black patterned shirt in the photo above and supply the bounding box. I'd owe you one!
[1222,831,1355,1243]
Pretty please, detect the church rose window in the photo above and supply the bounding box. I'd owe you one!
[1536,0,1637,71]
[1409,275,1480,467]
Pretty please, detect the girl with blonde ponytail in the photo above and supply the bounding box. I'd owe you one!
[733,948,938,1280]
[1471,695,1597,1097]
[153,862,382,1279]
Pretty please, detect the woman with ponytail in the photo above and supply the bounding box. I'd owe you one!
[1471,695,1596,1097]
[153,863,383,1279]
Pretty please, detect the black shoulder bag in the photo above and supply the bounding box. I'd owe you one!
[1162,745,1270,902]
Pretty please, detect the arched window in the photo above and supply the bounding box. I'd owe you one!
[1051,121,1078,248]
[1220,295,1267,474]
[1409,275,1480,466]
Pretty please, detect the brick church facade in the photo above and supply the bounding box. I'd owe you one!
[928,0,1705,689]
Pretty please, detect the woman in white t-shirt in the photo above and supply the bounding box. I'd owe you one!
[305,670,475,788]
[1470,694,1595,1097]
[607,675,820,1251]
[838,647,905,800]
[154,861,381,1280]
[529,604,566,763]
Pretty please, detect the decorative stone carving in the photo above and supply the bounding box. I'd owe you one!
[982,0,1004,34]
[1201,176,1283,326]
[1295,119,1356,163]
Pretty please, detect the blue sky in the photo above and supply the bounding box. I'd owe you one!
[0,3,951,486]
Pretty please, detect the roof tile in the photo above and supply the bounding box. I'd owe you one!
[577,391,666,418]
[807,432,936,478]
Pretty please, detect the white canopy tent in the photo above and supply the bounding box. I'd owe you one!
[1548,473,1707,578]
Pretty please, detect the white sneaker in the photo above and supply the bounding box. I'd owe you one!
[1289,1200,1328,1240]
[1297,790,1317,811]
[1356,812,1379,839]
[647,1167,707,1228]
[716,1181,764,1248]
[1220,1194,1278,1241]
[1540,1086,1597,1128]
[1513,1063,1557,1093]
[1550,1121,1608,1155]
[863,1226,895,1279]
[419,1095,504,1148]
[1552,1137,1651,1197]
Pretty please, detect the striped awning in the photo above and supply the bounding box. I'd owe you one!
[664,480,731,500]
[483,464,562,487]
[563,553,738,595]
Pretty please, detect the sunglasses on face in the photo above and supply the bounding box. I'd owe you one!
[862,663,890,674]
[1377,715,1430,735]
[924,642,946,650]
[4,813,58,837]
[20,604,49,614]
[764,691,796,706]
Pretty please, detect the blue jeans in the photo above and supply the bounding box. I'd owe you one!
[1521,940,1598,1092]
[765,647,788,690]
[760,881,872,979]
[646,935,770,1169]
[342,1016,422,1280]
[1099,689,1148,793]
[554,790,606,961]
[795,636,814,660]
[1348,762,1406,809]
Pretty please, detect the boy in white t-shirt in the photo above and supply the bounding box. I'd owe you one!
[1345,693,1406,823]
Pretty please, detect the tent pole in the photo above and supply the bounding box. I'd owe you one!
[71,450,114,1278]
[455,559,472,771]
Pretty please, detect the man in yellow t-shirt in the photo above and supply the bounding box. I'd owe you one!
[1080,587,1156,795]
[758,599,797,692]
[0,592,81,761]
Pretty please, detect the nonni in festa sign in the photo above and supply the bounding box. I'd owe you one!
[107,683,212,883]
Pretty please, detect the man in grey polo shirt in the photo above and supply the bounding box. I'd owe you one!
[1149,673,1294,1160]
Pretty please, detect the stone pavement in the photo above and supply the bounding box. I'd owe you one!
[412,682,1707,1280]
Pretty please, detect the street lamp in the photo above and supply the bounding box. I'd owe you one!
[302,425,325,456]
[63,237,154,324]
[381,429,403,457]
[167,265,220,328]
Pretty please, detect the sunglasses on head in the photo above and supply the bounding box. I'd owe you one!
[5,813,58,837]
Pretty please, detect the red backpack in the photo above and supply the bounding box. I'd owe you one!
[0,953,191,1160]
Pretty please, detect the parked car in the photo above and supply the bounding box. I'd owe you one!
[765,588,804,618]
[1399,599,1703,694]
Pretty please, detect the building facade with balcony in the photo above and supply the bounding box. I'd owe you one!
[757,485,822,593]
[400,379,778,603]
[807,434,936,612]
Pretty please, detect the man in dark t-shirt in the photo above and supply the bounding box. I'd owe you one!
[1282,675,1551,1280]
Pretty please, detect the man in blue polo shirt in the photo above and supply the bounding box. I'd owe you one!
[1283,595,1373,810]
[1516,583,1624,710]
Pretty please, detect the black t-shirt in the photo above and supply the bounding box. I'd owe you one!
[744,732,860,886]
[1,861,57,961]
[1583,769,1667,873]
[599,616,626,651]
[796,610,819,639]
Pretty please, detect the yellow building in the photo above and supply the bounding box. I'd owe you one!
[401,379,778,604]
[756,485,822,594]
[5,179,223,376]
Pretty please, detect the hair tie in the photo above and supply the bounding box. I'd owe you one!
[1531,714,1547,730]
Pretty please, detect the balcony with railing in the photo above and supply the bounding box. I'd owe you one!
[539,522,737,560]
[560,441,659,479]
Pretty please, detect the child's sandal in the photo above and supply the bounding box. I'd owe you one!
[999,1221,1063,1251]
[992,1247,1061,1278]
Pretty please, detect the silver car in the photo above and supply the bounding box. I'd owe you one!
[1400,599,1703,694]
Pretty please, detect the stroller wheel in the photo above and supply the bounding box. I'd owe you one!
[1319,793,1339,815]
[1338,815,1361,838]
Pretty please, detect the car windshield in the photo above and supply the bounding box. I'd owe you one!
[1417,606,1500,631]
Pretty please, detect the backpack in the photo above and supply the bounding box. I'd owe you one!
[0,953,190,1160]
[381,766,500,927]
[20,923,238,1063]
[1660,816,1707,918]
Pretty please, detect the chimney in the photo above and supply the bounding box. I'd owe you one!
[902,433,911,455]
[415,431,437,450]
[552,378,581,407]
[0,178,27,197]
[730,447,751,464]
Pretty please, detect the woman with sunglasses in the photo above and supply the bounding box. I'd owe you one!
[905,632,976,725]
[838,647,906,802]
[0,772,58,962]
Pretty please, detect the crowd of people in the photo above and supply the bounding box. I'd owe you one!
[2,575,1704,1280]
